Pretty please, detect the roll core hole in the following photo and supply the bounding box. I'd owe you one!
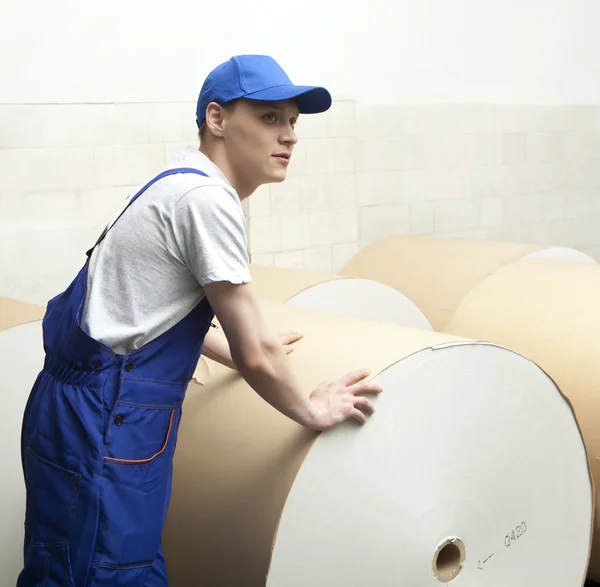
[433,537,465,583]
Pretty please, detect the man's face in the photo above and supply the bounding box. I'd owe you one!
[222,99,299,187]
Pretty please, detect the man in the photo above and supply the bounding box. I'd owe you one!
[17,55,382,587]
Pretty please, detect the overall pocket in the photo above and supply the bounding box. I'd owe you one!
[92,405,180,585]
[19,447,80,586]
[18,545,75,587]
[87,560,156,587]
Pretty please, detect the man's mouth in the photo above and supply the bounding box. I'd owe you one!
[272,153,291,165]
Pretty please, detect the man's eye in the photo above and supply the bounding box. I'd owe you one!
[263,113,277,122]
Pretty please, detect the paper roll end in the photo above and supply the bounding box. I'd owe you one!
[432,536,465,583]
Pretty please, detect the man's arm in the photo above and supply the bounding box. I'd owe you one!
[202,326,237,370]
[172,184,380,430]
[203,280,382,431]
[202,323,303,371]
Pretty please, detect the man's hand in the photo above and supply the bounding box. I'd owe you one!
[202,328,302,369]
[273,333,383,430]
[307,369,382,431]
[277,331,303,355]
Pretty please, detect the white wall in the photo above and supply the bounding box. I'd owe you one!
[2,0,600,106]
[247,103,600,272]
[1,0,600,302]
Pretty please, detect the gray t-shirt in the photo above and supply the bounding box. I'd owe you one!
[81,147,251,354]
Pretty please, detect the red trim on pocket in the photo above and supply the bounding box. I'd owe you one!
[104,409,174,464]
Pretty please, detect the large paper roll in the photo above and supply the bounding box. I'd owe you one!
[162,300,593,586]
[0,296,44,332]
[0,321,45,586]
[0,298,46,584]
[340,235,597,330]
[444,258,600,582]
[249,264,432,330]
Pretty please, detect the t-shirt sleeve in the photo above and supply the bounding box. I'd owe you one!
[172,185,252,287]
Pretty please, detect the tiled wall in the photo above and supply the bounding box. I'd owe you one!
[1,101,600,303]
[0,103,200,303]
[248,102,600,272]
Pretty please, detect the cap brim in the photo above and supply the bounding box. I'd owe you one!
[242,85,332,114]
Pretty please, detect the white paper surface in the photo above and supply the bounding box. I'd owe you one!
[0,321,45,586]
[266,343,592,586]
[285,278,433,331]
[526,247,597,264]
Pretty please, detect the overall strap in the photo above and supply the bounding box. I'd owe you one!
[85,167,209,260]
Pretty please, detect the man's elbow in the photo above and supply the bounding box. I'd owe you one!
[232,337,281,376]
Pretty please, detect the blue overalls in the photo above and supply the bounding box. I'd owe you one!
[17,168,213,587]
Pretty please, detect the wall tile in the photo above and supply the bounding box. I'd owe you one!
[248,185,271,217]
[418,133,470,169]
[409,202,435,234]
[480,197,504,227]
[591,132,600,159]
[77,186,133,227]
[304,246,332,272]
[128,144,165,184]
[304,138,333,175]
[356,169,426,206]
[250,253,274,266]
[331,242,359,272]
[94,145,132,186]
[4,100,600,303]
[466,133,504,167]
[300,175,328,212]
[271,177,302,215]
[287,142,308,178]
[495,164,533,196]
[310,208,357,247]
[424,168,471,201]
[530,162,558,192]
[527,132,565,162]
[148,103,188,143]
[331,138,355,174]
[359,203,410,247]
[434,200,459,232]
[326,101,355,138]
[274,250,304,270]
[356,137,415,171]
[296,112,328,139]
[249,215,281,254]
[541,191,565,222]
[0,104,154,149]
[94,144,163,187]
[503,133,527,164]
[470,167,497,198]
[502,195,523,225]
[323,173,356,210]
[0,147,95,192]
[521,194,544,224]
[280,214,310,251]
[0,191,79,230]
[0,105,79,149]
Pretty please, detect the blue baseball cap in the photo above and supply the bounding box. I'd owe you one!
[196,55,332,127]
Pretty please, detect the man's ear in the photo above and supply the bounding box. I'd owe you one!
[204,102,226,138]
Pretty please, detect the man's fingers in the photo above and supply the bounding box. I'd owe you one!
[279,331,304,344]
[284,345,295,355]
[338,369,371,387]
[348,380,383,396]
[350,408,368,425]
[353,396,376,414]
